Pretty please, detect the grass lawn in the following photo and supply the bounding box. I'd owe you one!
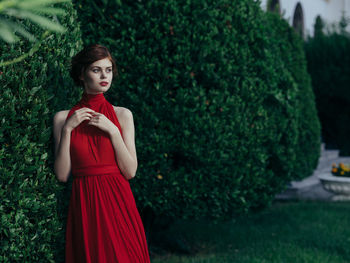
[150,201,350,263]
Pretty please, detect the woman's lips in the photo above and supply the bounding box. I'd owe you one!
[100,82,108,86]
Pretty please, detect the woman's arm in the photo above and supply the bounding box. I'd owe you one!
[53,110,72,182]
[53,108,95,182]
[84,106,138,180]
[108,107,138,180]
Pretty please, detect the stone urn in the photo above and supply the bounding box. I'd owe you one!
[318,172,350,201]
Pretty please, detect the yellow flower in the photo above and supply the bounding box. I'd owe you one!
[157,174,163,180]
[340,163,345,169]
[332,168,338,173]
[341,171,345,175]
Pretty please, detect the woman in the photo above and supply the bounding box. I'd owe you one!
[53,44,151,262]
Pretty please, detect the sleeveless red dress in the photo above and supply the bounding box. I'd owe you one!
[64,91,150,263]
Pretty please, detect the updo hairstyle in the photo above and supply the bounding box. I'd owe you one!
[70,44,118,88]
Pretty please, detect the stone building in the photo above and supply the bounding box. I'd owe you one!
[259,0,350,38]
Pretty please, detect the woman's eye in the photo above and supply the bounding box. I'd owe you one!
[92,69,111,73]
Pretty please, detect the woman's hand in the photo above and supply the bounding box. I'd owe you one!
[64,107,95,132]
[87,112,119,135]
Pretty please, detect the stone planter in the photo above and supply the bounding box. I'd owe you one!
[318,172,350,201]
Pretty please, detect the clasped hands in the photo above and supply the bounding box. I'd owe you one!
[65,107,119,136]
[87,109,119,136]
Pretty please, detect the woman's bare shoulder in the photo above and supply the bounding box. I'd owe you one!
[54,110,70,120]
[53,110,70,126]
[112,106,133,126]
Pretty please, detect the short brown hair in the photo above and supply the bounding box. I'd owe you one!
[70,44,118,87]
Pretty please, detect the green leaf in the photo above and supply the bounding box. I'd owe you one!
[5,9,66,33]
[17,0,71,9]
[30,86,41,95]
[41,152,48,160]
[0,18,37,42]
[0,21,19,43]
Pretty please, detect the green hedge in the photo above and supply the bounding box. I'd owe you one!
[305,16,350,155]
[0,2,83,262]
[73,0,321,220]
[265,12,321,181]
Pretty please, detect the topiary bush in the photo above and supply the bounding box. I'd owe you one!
[0,1,83,262]
[265,12,321,182]
[71,0,321,223]
[305,15,350,155]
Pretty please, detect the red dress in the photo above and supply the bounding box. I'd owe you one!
[65,92,150,263]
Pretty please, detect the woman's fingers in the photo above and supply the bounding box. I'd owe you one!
[74,108,104,126]
[84,112,94,117]
[75,107,95,113]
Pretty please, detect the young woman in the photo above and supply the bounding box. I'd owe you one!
[53,44,151,262]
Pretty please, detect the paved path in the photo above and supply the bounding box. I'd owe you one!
[275,143,350,201]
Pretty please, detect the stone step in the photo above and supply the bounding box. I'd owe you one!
[275,143,350,200]
[291,175,319,189]
[319,151,339,160]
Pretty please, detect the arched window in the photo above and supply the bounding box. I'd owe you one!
[267,0,281,14]
[293,2,304,38]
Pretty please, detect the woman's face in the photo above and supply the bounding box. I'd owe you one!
[80,58,113,94]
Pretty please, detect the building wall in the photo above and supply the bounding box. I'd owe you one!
[259,0,350,37]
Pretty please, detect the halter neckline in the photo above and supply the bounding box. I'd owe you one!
[80,91,106,107]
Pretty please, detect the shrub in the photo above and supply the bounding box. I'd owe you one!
[265,12,321,181]
[0,2,83,262]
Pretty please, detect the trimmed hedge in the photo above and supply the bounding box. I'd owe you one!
[265,12,321,181]
[305,16,350,155]
[72,0,321,221]
[0,2,83,262]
